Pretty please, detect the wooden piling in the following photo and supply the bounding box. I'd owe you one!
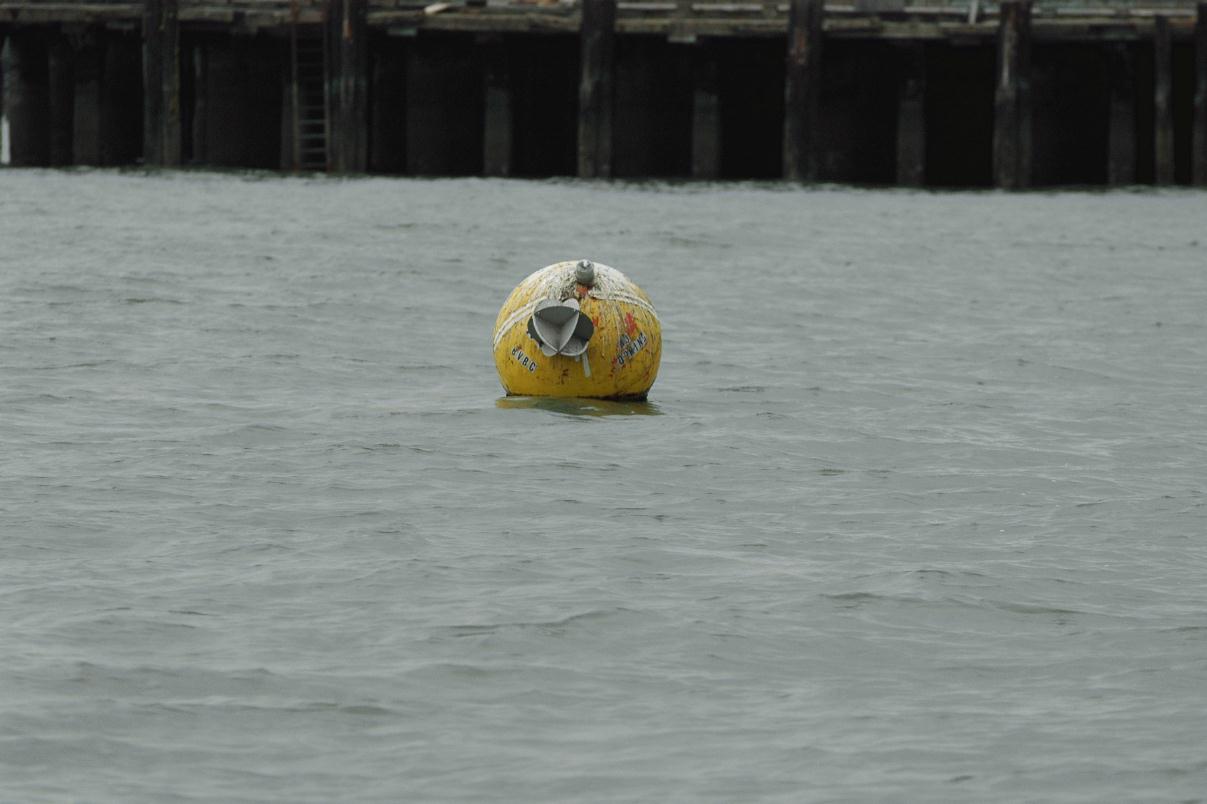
[404,44,438,175]
[783,0,822,182]
[1106,43,1135,186]
[162,4,180,167]
[993,0,1032,189]
[5,33,50,166]
[283,15,299,171]
[280,42,295,172]
[896,42,925,187]
[191,42,207,165]
[483,40,512,177]
[142,0,162,164]
[326,0,368,173]
[48,34,74,166]
[142,0,180,166]
[72,34,102,165]
[691,43,720,180]
[577,0,615,179]
[101,33,143,166]
[1194,3,1207,185]
[1154,15,1174,186]
[369,40,406,174]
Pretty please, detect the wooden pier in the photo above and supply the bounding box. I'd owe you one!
[2,0,1207,186]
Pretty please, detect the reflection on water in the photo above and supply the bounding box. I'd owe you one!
[496,396,663,417]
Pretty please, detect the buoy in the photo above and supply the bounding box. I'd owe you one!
[492,260,661,400]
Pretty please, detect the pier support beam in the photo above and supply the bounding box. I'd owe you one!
[691,43,720,180]
[783,0,822,182]
[4,33,50,166]
[48,34,74,166]
[1154,15,1174,186]
[326,0,368,173]
[281,24,297,171]
[405,40,481,175]
[896,42,925,187]
[1106,43,1135,186]
[993,0,1032,189]
[191,41,208,165]
[369,38,406,174]
[577,0,615,178]
[1194,3,1207,185]
[73,35,103,166]
[102,34,143,166]
[142,0,181,166]
[483,39,512,177]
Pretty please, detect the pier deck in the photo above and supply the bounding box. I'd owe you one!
[0,1,1200,36]
[2,0,1206,186]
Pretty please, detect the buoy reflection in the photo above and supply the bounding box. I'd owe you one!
[495,396,663,418]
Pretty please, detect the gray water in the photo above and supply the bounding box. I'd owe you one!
[2,170,1205,803]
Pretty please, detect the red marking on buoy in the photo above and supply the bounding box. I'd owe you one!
[624,312,637,336]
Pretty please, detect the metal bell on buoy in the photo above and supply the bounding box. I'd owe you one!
[492,260,662,400]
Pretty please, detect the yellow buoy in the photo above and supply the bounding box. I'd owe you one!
[492,260,661,400]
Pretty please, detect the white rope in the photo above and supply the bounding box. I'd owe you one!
[491,262,659,349]
[491,299,540,349]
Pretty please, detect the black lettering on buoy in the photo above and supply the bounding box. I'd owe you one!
[614,329,648,368]
[512,345,539,372]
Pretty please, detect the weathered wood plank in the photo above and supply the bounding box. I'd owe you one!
[783,0,821,181]
[577,0,615,178]
[411,10,576,33]
[0,4,1200,43]
[855,0,903,11]
[993,0,1031,189]
[0,4,141,25]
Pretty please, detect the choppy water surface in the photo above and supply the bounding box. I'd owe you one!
[2,170,1206,802]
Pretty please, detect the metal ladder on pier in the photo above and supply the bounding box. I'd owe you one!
[289,26,329,171]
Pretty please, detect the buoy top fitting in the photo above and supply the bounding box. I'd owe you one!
[575,259,596,287]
